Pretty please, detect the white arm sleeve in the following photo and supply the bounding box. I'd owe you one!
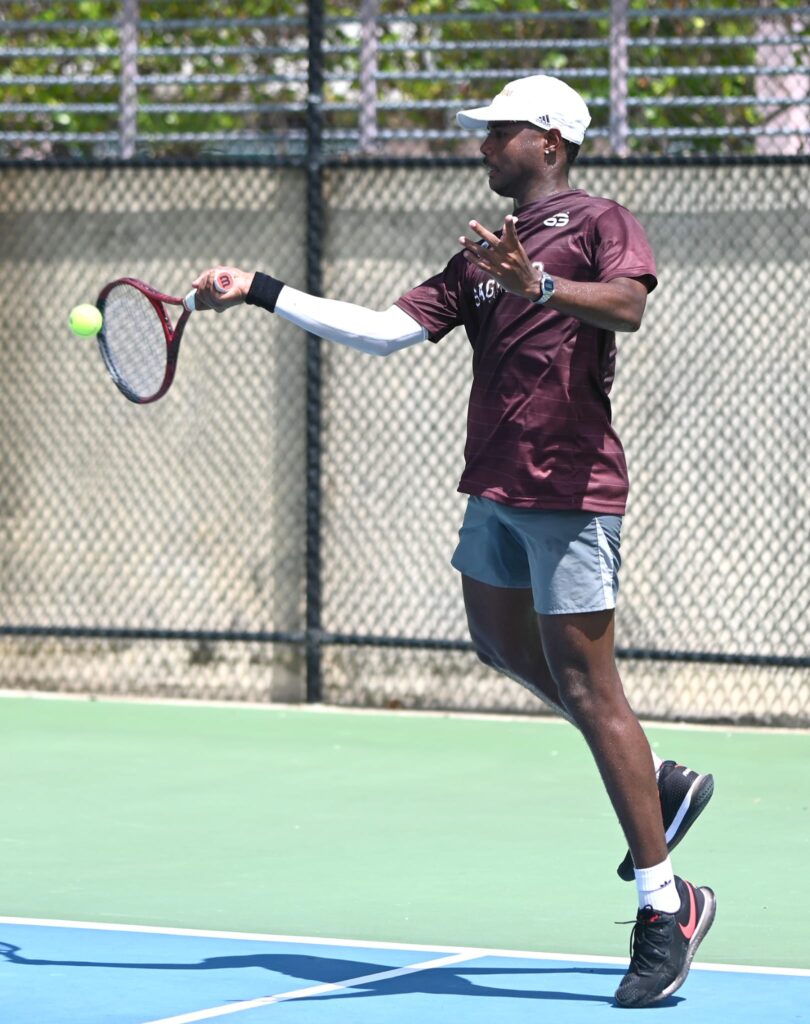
[274,286,428,356]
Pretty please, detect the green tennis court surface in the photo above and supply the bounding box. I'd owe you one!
[1,695,808,1020]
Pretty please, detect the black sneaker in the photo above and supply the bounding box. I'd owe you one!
[617,761,715,881]
[614,876,716,1008]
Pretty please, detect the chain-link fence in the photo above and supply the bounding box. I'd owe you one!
[1,155,808,724]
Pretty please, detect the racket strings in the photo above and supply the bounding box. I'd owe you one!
[101,285,169,400]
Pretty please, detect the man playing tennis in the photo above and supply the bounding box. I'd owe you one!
[193,74,716,1008]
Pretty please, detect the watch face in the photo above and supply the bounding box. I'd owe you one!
[534,273,554,304]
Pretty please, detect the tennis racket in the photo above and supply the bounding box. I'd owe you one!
[95,272,231,404]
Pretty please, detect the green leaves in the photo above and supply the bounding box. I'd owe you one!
[1,1,804,158]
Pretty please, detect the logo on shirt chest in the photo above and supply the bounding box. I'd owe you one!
[544,211,570,227]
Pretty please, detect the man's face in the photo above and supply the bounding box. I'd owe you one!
[479,121,547,197]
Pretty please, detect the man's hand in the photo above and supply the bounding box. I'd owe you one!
[191,266,254,312]
[459,215,542,302]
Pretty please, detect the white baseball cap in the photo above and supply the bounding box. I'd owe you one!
[456,74,591,145]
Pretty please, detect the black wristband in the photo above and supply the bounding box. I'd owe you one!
[245,271,284,313]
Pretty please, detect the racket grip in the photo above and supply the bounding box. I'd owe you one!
[183,272,232,313]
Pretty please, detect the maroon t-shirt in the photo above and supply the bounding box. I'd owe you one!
[395,189,657,514]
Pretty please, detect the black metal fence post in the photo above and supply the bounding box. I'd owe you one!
[304,0,326,703]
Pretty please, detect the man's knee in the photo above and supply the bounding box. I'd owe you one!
[545,650,626,726]
[552,668,593,720]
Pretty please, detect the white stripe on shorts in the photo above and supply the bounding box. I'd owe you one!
[594,517,616,609]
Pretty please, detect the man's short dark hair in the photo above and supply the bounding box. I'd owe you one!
[564,140,581,166]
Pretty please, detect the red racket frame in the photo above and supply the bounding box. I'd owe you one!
[95,272,232,404]
[95,277,192,404]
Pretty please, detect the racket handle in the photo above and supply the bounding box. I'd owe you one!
[183,272,233,313]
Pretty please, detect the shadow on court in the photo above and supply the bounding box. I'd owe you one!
[0,941,683,1008]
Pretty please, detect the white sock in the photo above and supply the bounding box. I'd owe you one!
[635,858,679,913]
[651,751,663,776]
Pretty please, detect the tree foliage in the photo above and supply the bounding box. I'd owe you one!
[1,0,806,158]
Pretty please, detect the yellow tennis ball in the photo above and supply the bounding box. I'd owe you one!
[68,303,103,336]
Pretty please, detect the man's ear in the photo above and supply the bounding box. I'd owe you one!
[543,128,563,157]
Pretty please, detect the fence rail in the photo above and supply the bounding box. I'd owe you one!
[1,4,808,159]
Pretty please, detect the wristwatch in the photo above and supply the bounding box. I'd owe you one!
[533,270,555,305]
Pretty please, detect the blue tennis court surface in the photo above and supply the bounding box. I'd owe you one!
[1,919,808,1024]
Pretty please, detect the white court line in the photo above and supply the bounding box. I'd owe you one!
[2,689,808,735]
[138,951,476,1024]
[1,916,809,977]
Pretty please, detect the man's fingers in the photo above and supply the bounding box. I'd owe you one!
[459,234,491,252]
[468,219,499,246]
[503,214,520,240]
[192,270,214,293]
[191,268,230,311]
[459,236,495,273]
[461,249,487,271]
[465,216,521,259]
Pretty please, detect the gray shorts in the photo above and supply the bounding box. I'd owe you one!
[451,495,622,615]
